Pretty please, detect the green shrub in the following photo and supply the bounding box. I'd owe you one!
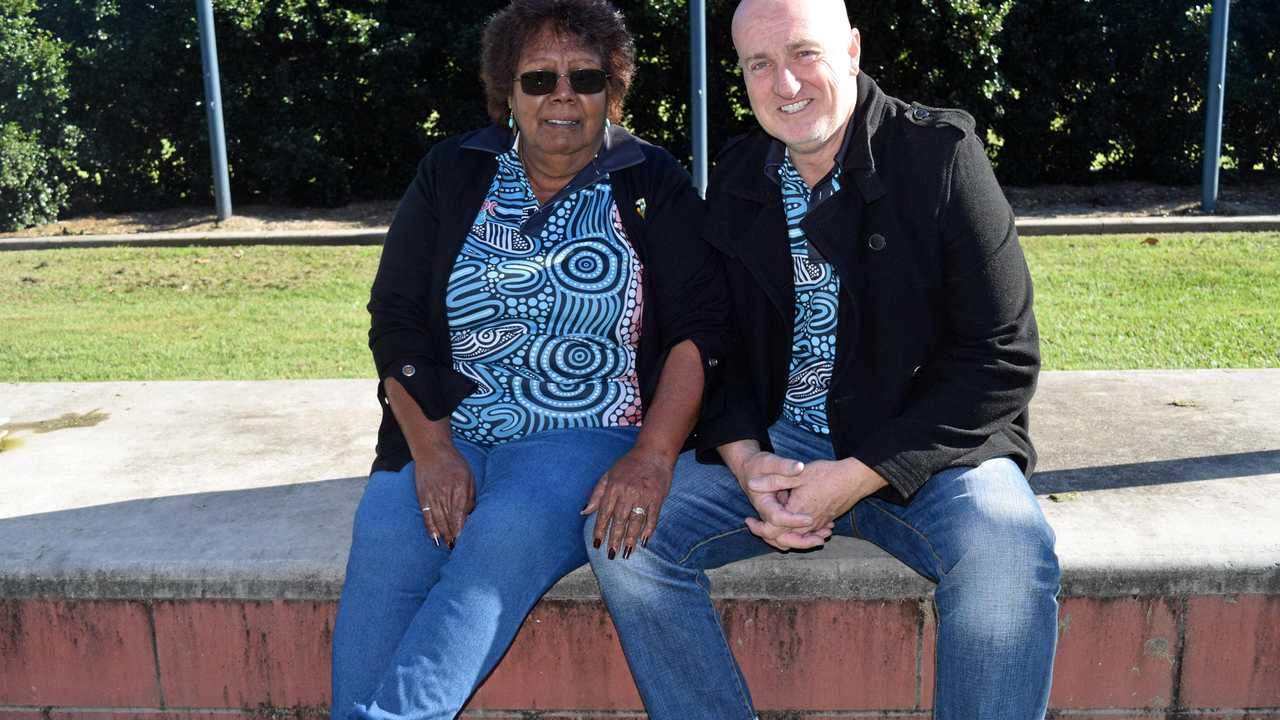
[0,0,78,231]
[17,0,1280,215]
[996,0,1278,185]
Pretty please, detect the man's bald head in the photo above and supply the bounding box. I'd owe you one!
[732,0,853,52]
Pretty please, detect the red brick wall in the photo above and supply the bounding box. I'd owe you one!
[2,596,1277,719]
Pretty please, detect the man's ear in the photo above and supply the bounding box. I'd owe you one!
[848,27,861,75]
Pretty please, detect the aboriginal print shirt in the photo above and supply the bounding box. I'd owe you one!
[446,146,644,446]
[779,151,841,435]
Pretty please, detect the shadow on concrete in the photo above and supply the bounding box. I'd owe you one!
[1031,449,1280,494]
[0,476,369,599]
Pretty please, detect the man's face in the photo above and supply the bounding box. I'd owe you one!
[732,0,860,158]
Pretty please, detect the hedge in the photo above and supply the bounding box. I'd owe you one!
[3,0,1276,226]
[0,0,79,231]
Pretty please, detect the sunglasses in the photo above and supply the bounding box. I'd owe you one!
[518,69,610,96]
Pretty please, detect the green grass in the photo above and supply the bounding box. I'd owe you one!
[0,233,1277,381]
[1024,232,1279,370]
[0,246,381,381]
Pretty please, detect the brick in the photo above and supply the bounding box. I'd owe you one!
[31,712,322,720]
[723,599,919,711]
[1048,597,1178,709]
[1180,594,1280,708]
[0,599,160,706]
[920,600,935,709]
[469,599,641,710]
[474,598,921,713]
[152,599,335,708]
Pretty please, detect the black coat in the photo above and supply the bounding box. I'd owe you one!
[367,124,728,474]
[697,75,1040,503]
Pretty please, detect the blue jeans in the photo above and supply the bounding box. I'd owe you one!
[332,426,639,720]
[586,419,1061,719]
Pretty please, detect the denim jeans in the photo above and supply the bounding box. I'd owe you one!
[586,419,1061,720]
[332,426,639,720]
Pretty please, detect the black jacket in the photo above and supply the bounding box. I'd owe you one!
[368,124,727,473]
[698,75,1040,503]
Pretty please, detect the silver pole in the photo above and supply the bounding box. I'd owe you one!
[196,0,233,221]
[1201,0,1230,213]
[690,0,708,196]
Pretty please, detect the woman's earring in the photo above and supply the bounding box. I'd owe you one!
[604,117,612,130]
[507,111,515,130]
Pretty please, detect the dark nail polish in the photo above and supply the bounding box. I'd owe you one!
[623,546,633,559]
[607,548,616,560]
[593,538,602,549]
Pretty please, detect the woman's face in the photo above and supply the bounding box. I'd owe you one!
[509,26,608,167]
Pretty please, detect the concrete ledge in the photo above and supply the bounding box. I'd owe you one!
[1017,214,1280,235]
[0,229,385,251]
[2,371,1279,716]
[3,214,1279,251]
[2,371,1277,601]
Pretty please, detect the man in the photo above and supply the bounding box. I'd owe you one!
[585,0,1060,718]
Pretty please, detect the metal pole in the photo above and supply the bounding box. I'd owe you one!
[690,0,708,196]
[1201,0,1230,213]
[196,0,233,221]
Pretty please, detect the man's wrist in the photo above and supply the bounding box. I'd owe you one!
[718,439,760,480]
[836,456,889,496]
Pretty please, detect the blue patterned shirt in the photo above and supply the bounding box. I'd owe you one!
[779,151,842,435]
[446,147,644,445]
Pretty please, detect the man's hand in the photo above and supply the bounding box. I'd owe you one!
[748,456,888,547]
[719,440,833,550]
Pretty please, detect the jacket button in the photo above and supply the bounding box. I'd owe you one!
[868,234,887,251]
[401,364,417,377]
[913,106,930,121]
[707,358,719,368]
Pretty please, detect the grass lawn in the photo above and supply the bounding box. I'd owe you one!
[1,232,1277,381]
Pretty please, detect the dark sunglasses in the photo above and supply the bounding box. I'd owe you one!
[518,69,610,96]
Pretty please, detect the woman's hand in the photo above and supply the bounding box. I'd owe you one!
[582,445,674,559]
[414,441,475,548]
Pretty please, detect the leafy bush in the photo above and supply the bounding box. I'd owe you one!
[0,0,79,231]
[14,0,1280,217]
[996,0,1278,185]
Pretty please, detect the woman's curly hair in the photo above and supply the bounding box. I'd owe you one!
[480,0,636,125]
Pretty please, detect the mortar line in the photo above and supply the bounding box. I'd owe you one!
[145,599,166,710]
[1170,595,1189,711]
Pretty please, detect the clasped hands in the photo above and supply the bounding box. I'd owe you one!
[729,444,888,551]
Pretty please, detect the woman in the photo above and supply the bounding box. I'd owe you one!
[330,1,726,718]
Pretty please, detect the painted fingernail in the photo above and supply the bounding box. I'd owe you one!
[432,534,440,547]
[593,538,602,549]
[622,546,633,560]
[607,548,616,560]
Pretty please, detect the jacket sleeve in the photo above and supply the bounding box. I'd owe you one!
[641,149,731,434]
[853,132,1040,499]
[367,151,477,420]
[690,179,771,459]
